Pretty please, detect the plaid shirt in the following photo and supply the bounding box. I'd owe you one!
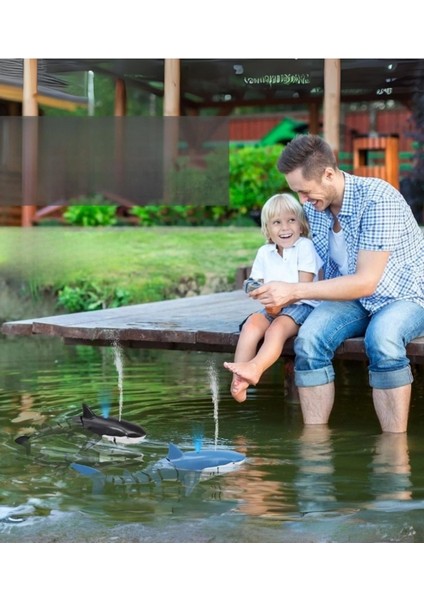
[304,172,424,314]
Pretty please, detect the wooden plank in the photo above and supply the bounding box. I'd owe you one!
[1,290,424,362]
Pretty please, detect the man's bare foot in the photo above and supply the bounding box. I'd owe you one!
[223,360,262,386]
[230,373,249,403]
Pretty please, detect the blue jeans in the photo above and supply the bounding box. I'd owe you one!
[294,300,424,389]
[260,302,314,326]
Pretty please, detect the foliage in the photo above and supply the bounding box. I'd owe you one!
[63,200,118,227]
[129,204,246,226]
[167,150,229,205]
[57,281,131,312]
[129,145,289,226]
[0,226,264,321]
[402,75,424,224]
[229,144,289,213]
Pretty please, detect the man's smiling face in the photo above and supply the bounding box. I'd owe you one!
[286,167,341,213]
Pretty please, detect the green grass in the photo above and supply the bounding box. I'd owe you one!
[0,226,264,318]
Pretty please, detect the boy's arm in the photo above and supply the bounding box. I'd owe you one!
[251,249,390,308]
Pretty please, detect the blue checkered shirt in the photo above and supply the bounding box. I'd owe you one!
[304,172,424,313]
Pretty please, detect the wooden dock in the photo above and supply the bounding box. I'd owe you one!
[1,290,424,363]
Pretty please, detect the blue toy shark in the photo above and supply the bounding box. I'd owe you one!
[71,442,246,494]
[157,442,246,474]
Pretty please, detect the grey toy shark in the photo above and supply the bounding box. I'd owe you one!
[71,442,246,495]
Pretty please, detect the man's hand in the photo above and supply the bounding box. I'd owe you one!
[265,306,281,317]
[250,281,297,309]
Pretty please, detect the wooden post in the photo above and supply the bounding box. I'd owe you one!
[114,79,126,202]
[23,59,38,116]
[22,58,38,227]
[308,102,320,135]
[163,59,180,203]
[323,59,341,157]
[164,59,180,117]
[114,78,127,116]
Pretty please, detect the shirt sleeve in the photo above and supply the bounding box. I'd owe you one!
[359,190,404,252]
[297,238,323,275]
[249,246,266,280]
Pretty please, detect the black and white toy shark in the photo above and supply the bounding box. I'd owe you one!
[14,403,147,466]
[74,404,147,445]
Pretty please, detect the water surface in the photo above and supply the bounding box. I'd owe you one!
[1,335,423,543]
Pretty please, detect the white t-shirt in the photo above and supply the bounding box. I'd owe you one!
[249,237,322,307]
[329,228,349,275]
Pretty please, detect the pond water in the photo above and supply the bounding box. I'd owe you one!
[1,334,424,545]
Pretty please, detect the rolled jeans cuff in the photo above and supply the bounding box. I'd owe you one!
[369,366,413,389]
[294,365,335,387]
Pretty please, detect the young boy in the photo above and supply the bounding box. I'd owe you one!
[224,193,321,402]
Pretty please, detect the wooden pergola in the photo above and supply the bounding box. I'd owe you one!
[16,58,338,226]
[5,58,424,225]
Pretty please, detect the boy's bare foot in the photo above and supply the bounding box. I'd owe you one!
[223,360,262,386]
[230,373,249,403]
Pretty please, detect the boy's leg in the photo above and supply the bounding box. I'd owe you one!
[233,312,270,362]
[227,315,299,385]
[224,312,270,402]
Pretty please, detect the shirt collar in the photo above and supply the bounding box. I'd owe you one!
[270,238,302,253]
[338,171,355,217]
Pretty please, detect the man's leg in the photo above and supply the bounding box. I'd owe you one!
[298,382,335,425]
[365,301,424,433]
[373,386,411,434]
[294,300,370,425]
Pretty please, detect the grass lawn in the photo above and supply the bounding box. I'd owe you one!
[0,226,264,320]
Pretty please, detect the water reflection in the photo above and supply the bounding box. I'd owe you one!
[368,433,412,503]
[294,425,337,515]
[0,336,423,542]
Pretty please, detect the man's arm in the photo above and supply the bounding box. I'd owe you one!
[250,249,391,308]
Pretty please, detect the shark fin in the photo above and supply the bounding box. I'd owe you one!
[15,435,32,456]
[181,471,201,496]
[70,462,105,494]
[15,435,31,446]
[167,443,184,461]
[81,404,97,418]
[70,462,102,478]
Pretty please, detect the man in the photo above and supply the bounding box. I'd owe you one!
[251,134,424,433]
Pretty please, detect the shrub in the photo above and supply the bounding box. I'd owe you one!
[229,144,289,214]
[129,145,290,226]
[57,282,131,312]
[129,204,246,226]
[63,197,118,226]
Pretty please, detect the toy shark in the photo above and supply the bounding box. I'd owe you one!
[73,404,146,445]
[71,442,246,495]
[14,404,147,466]
[158,442,246,474]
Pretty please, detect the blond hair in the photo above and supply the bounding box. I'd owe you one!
[261,193,310,242]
